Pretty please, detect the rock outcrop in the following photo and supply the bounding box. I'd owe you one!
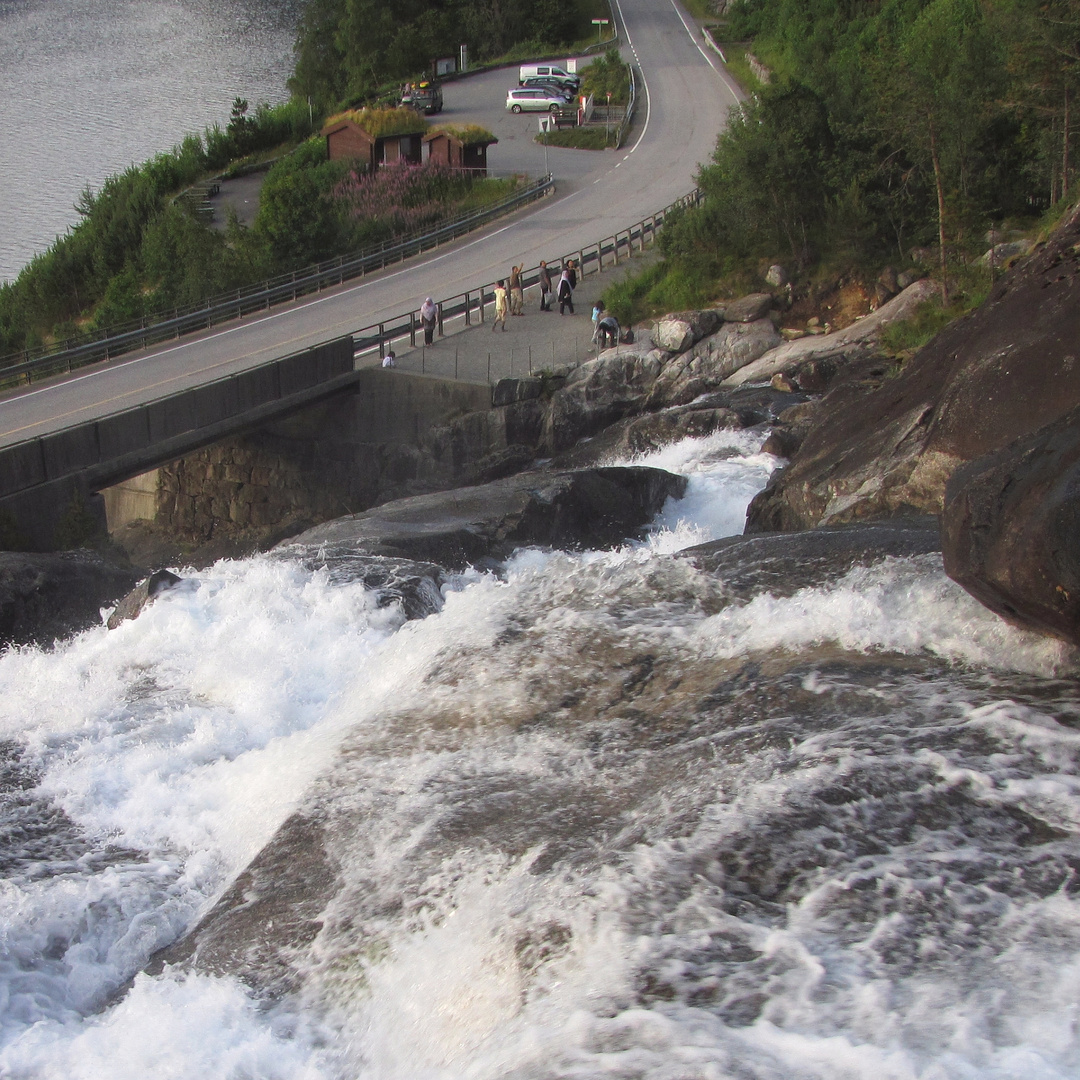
[724,279,937,388]
[746,206,1080,532]
[942,405,1080,646]
[0,551,140,647]
[285,466,688,569]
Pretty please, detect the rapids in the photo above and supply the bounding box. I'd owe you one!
[0,430,1078,1079]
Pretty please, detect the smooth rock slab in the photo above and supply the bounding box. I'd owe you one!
[285,467,688,569]
[943,405,1080,645]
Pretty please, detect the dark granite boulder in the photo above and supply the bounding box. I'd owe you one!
[106,569,184,630]
[0,550,141,647]
[283,467,688,570]
[942,406,1080,645]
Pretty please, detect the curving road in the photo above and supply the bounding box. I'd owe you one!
[0,0,742,448]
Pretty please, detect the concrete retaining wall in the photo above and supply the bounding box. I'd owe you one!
[0,337,356,550]
[99,367,495,550]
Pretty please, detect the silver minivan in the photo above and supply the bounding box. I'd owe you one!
[506,87,572,113]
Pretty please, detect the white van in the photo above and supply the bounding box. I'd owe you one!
[519,63,580,89]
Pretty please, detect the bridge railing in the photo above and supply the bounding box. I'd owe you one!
[0,174,555,389]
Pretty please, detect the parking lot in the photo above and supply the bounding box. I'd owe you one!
[426,58,615,193]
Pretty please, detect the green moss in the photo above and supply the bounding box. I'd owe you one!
[429,124,497,147]
[324,107,429,139]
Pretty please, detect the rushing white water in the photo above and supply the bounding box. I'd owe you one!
[1,433,1079,1079]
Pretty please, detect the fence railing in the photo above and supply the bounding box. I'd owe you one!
[346,186,704,379]
[0,174,555,387]
[614,66,638,149]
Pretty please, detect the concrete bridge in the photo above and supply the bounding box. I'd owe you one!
[0,338,360,547]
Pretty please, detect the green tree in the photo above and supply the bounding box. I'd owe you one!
[879,0,1006,298]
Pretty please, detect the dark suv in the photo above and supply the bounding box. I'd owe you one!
[400,81,443,114]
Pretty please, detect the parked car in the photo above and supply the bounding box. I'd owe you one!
[399,81,443,114]
[519,63,581,90]
[520,75,580,97]
[506,87,572,113]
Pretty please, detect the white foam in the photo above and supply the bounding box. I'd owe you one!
[2,435,1079,1080]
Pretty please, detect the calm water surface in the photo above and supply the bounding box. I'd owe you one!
[0,0,302,282]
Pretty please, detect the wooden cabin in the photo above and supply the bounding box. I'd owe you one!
[422,126,498,175]
[322,108,429,169]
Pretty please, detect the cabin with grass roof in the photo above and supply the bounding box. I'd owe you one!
[422,125,498,174]
[322,107,430,168]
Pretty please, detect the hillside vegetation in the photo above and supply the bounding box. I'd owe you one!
[609,0,1080,335]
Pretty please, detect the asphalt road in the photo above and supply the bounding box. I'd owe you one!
[0,0,742,449]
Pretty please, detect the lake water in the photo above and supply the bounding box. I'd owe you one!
[0,0,302,283]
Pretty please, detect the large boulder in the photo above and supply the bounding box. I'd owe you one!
[0,550,141,647]
[284,467,688,569]
[648,319,783,407]
[653,309,722,353]
[543,350,668,452]
[942,406,1080,646]
[745,206,1080,532]
[721,293,775,323]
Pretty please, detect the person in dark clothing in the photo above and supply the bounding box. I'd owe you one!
[538,261,552,310]
[567,259,578,290]
[597,313,620,348]
[558,269,574,315]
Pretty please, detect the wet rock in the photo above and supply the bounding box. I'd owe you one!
[285,467,688,569]
[0,550,141,647]
[281,550,446,620]
[942,406,1080,646]
[146,810,341,999]
[492,378,543,407]
[743,202,1080,533]
[106,569,184,630]
[681,516,942,601]
[722,293,774,323]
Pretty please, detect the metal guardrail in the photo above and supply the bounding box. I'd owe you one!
[614,65,637,150]
[0,175,555,387]
[347,186,704,377]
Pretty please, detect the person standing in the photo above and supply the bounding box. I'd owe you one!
[509,265,524,316]
[567,259,578,290]
[419,296,437,345]
[557,268,574,315]
[591,299,604,340]
[493,280,509,331]
[538,260,552,311]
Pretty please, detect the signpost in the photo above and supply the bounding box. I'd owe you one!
[592,17,610,45]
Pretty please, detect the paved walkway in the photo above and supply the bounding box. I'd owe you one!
[367,246,659,385]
